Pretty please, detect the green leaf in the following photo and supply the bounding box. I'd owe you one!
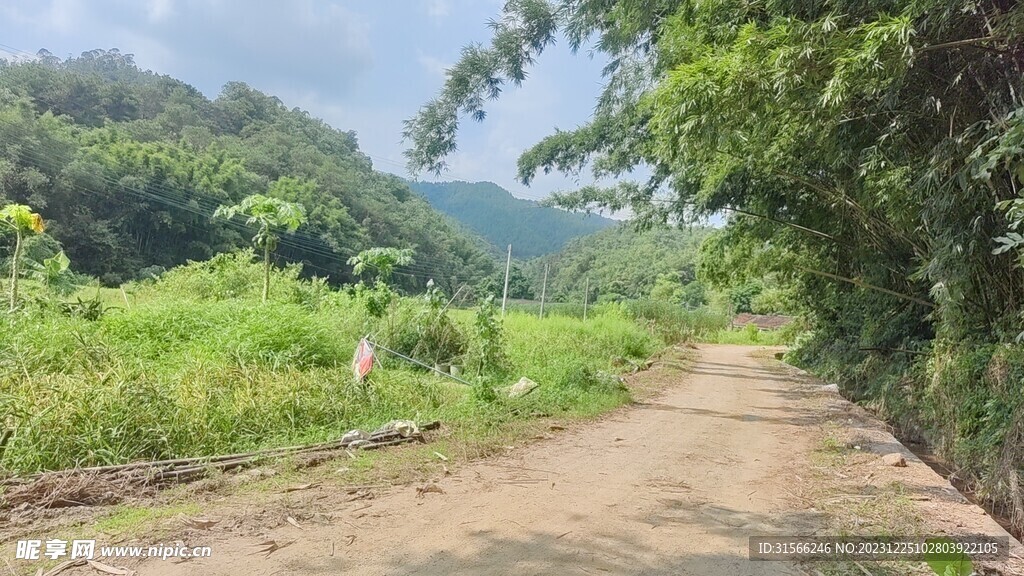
[924,538,972,576]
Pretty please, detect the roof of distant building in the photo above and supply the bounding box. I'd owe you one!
[732,313,794,330]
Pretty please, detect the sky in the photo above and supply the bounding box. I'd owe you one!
[0,0,632,203]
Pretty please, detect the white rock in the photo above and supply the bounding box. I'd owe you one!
[341,429,370,444]
[374,419,419,437]
[509,377,540,398]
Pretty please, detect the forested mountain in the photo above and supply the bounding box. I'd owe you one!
[407,180,614,257]
[0,49,496,292]
[523,224,712,302]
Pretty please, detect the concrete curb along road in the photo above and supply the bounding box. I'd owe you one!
[776,356,1024,574]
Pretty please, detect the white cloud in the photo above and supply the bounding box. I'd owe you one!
[416,50,448,80]
[2,0,88,34]
[425,0,451,20]
[44,0,85,33]
[145,0,172,22]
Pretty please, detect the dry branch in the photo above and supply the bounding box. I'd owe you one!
[1,421,437,510]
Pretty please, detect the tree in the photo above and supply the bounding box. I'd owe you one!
[26,250,75,295]
[404,0,1024,341]
[348,246,415,321]
[525,224,710,301]
[678,280,706,309]
[0,54,498,291]
[402,2,1024,525]
[403,0,1024,337]
[0,203,45,311]
[213,194,306,303]
[347,247,414,286]
[649,272,683,303]
[728,280,763,315]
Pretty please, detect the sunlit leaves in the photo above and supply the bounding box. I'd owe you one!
[347,246,414,284]
[213,192,306,303]
[0,204,44,234]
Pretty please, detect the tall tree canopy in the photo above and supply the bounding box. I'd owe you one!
[405,0,1024,339]
[405,0,1024,525]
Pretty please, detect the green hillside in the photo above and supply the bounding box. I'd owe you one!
[525,224,713,303]
[408,180,615,258]
[0,50,496,293]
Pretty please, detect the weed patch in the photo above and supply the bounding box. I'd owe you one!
[0,255,661,477]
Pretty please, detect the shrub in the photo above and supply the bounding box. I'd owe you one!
[137,249,303,302]
[465,295,507,377]
[625,299,729,343]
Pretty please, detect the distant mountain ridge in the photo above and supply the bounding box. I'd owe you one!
[407,180,616,258]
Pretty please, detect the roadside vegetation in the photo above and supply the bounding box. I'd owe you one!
[0,217,793,480]
[0,249,663,477]
[404,0,1024,536]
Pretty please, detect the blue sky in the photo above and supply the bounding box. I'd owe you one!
[0,0,629,202]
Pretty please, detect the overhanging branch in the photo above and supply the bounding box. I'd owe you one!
[797,266,935,308]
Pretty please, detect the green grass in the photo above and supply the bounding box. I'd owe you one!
[703,327,790,345]
[0,253,660,476]
[93,502,203,536]
[625,299,731,343]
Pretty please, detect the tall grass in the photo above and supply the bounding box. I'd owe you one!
[501,309,657,414]
[624,299,730,343]
[0,253,660,475]
[503,300,585,318]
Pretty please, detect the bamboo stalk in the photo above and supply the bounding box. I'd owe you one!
[797,266,935,308]
[3,425,436,491]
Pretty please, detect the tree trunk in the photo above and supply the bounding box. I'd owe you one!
[263,243,270,304]
[9,230,21,312]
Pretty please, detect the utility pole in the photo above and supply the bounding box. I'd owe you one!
[539,262,548,319]
[583,277,589,322]
[501,244,512,317]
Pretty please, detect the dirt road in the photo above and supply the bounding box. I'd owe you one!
[141,345,820,575]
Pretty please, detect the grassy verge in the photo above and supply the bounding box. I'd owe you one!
[808,426,936,576]
[0,252,661,477]
[790,331,1024,538]
[0,346,695,576]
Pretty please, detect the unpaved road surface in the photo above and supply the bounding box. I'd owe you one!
[142,345,819,575]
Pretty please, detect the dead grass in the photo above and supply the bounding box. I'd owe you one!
[804,402,933,576]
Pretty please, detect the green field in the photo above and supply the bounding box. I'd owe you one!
[0,253,665,476]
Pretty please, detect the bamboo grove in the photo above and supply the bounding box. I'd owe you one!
[404,0,1024,528]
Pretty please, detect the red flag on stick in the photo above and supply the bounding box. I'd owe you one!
[353,338,375,381]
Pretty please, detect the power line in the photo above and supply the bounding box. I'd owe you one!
[1,120,481,275]
[0,44,38,60]
[2,130,478,284]
[0,44,507,280]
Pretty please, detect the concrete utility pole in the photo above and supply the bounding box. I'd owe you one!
[501,244,512,317]
[583,277,589,322]
[539,262,548,319]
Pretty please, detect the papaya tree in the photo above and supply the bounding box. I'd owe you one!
[348,247,415,319]
[213,194,306,303]
[0,204,45,312]
[26,250,75,295]
[347,247,414,286]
